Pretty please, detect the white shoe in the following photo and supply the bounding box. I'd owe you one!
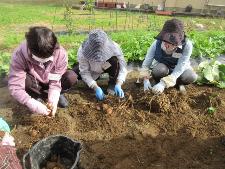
[179,85,187,95]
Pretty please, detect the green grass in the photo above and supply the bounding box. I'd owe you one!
[0,3,65,50]
[1,2,224,51]
[0,4,62,25]
[0,2,225,76]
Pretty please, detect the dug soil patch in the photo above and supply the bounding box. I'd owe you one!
[1,73,225,169]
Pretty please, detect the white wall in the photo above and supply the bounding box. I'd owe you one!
[99,0,225,10]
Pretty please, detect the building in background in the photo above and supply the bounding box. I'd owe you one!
[96,0,225,15]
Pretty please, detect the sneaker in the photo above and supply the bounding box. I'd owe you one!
[58,94,69,108]
[179,85,187,95]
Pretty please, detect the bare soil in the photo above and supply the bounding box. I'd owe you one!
[1,71,225,169]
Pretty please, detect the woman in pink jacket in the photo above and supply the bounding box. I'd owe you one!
[8,26,78,116]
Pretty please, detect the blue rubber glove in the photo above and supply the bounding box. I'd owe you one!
[95,87,105,100]
[143,79,152,91]
[114,84,124,98]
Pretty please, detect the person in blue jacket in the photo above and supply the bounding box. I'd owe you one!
[140,18,197,94]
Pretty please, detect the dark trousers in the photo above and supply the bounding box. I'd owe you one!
[25,70,78,100]
[73,56,120,86]
[151,63,198,85]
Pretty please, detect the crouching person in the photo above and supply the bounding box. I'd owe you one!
[0,118,22,169]
[73,29,127,100]
[8,26,78,116]
[140,18,197,94]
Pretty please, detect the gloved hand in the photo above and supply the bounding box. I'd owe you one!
[26,98,50,115]
[143,79,152,91]
[95,87,105,100]
[114,84,124,98]
[162,75,176,88]
[152,81,166,94]
[1,132,15,147]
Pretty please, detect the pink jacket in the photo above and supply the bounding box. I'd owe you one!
[8,41,68,105]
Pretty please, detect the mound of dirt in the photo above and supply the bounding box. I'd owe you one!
[1,73,225,169]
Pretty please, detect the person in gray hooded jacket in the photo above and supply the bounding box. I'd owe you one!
[73,29,127,100]
[140,18,197,94]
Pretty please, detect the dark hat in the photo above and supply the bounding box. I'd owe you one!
[82,29,120,62]
[155,18,185,46]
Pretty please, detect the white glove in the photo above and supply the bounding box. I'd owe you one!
[152,81,166,94]
[1,132,15,146]
[162,75,176,88]
[143,79,152,91]
[26,98,50,116]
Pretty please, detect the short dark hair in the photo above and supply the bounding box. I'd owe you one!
[25,26,58,58]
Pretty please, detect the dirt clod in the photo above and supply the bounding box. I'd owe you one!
[106,108,113,115]
[96,105,101,111]
[102,103,109,111]
[29,129,38,137]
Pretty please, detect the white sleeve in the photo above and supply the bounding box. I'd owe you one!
[171,39,193,80]
[114,43,127,84]
[78,47,97,88]
[140,40,157,78]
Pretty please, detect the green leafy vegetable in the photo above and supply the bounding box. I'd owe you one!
[197,60,225,88]
[0,52,11,76]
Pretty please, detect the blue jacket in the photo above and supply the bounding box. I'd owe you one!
[141,39,193,80]
[154,40,185,71]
